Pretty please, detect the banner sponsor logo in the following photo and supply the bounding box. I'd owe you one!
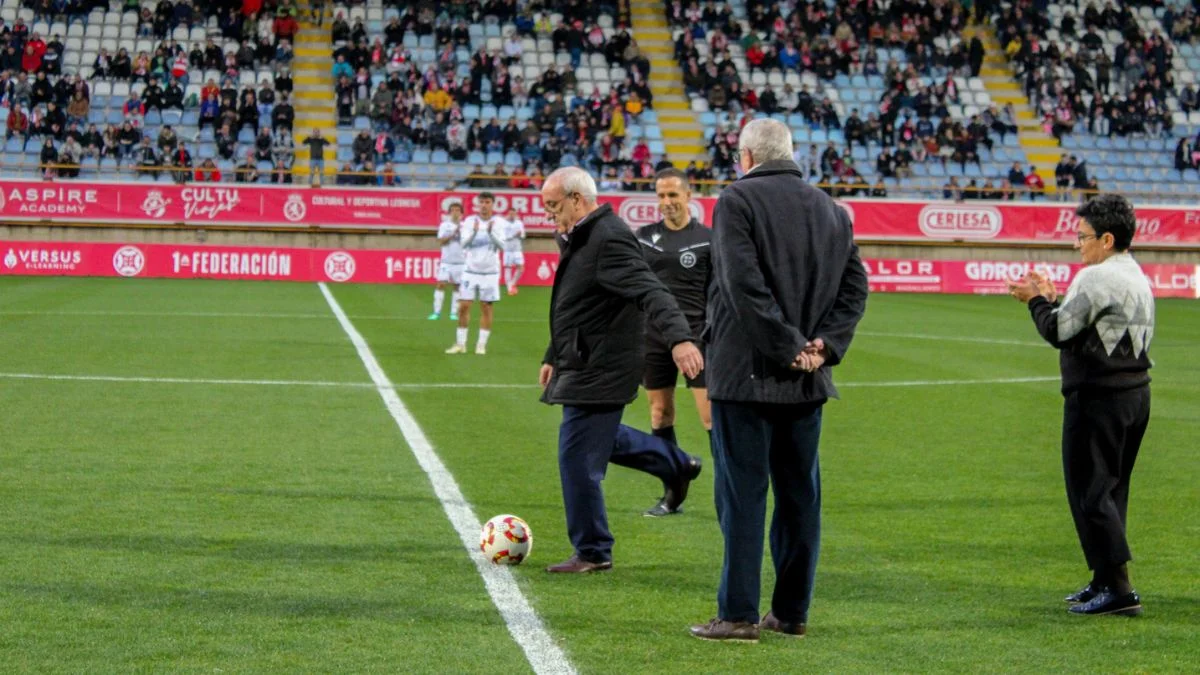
[324,251,356,282]
[170,249,293,278]
[283,194,307,222]
[4,186,101,215]
[918,204,1003,239]
[963,261,1073,282]
[112,245,145,277]
[3,245,85,271]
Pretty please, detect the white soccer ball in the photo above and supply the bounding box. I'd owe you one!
[480,514,533,565]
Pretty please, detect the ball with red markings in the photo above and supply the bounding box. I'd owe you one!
[480,514,533,565]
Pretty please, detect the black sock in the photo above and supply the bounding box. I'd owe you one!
[1110,563,1133,595]
[652,425,677,446]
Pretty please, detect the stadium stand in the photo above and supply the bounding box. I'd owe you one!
[0,0,1195,201]
[991,0,1200,201]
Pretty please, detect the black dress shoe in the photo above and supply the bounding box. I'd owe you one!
[760,611,807,638]
[1068,588,1142,616]
[545,555,612,574]
[647,455,702,516]
[1065,582,1101,604]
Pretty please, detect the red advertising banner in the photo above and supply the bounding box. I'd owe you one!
[2,240,1195,298]
[1,180,1197,245]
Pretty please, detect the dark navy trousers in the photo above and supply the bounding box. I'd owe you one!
[559,404,693,563]
[710,399,823,625]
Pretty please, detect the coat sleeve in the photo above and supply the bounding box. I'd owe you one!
[595,228,693,347]
[813,215,869,365]
[712,189,806,367]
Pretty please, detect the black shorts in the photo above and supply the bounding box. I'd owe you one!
[643,334,706,390]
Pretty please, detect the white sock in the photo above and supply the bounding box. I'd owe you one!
[504,267,515,290]
[477,329,491,348]
[456,327,468,347]
[433,288,445,314]
[450,291,460,314]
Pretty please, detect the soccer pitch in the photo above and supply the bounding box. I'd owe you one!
[1,277,1197,673]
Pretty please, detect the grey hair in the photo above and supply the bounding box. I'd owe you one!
[546,166,598,204]
[739,118,794,165]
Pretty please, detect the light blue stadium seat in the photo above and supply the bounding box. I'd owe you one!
[627,124,643,138]
[649,140,665,155]
[498,105,514,119]
[811,129,827,143]
[336,147,353,161]
[237,128,255,143]
[504,151,521,166]
[642,111,658,124]
[485,151,503,165]
[481,104,498,119]
[412,149,431,163]
[468,150,485,165]
[431,149,450,164]
[516,107,533,122]
[353,117,370,130]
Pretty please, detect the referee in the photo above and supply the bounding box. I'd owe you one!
[614,167,710,517]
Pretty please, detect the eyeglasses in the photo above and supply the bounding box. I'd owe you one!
[1076,232,1100,242]
[544,191,578,213]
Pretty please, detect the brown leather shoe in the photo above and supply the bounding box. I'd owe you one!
[544,555,612,574]
[689,618,759,642]
[760,611,806,637]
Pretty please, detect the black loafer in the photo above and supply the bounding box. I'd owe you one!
[1065,582,1101,604]
[1068,588,1142,616]
[644,455,703,517]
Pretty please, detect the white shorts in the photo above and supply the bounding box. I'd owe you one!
[504,251,525,267]
[436,262,464,284]
[460,271,501,303]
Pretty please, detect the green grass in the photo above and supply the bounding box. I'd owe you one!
[1,277,1197,673]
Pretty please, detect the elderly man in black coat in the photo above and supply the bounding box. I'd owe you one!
[691,119,869,642]
[539,166,706,573]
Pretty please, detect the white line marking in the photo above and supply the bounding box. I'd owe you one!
[316,282,575,675]
[0,372,1062,391]
[840,376,1060,388]
[856,330,1046,347]
[0,309,545,322]
[0,372,374,388]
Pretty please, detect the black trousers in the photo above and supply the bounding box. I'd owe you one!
[558,405,694,563]
[1061,386,1150,572]
[711,400,823,625]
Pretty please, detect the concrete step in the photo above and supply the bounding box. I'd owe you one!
[654,100,691,111]
[292,83,330,93]
[293,89,333,100]
[636,28,671,40]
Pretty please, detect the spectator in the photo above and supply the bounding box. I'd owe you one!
[1025,166,1046,201]
[303,128,329,184]
[235,152,260,183]
[194,158,221,182]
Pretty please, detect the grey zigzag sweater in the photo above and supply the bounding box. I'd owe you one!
[1028,253,1155,394]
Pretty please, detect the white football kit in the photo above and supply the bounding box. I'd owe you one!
[435,218,466,284]
[503,217,526,267]
[458,214,507,302]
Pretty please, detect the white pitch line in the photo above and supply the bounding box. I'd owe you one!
[0,372,377,388]
[316,283,575,675]
[840,375,1059,388]
[0,309,545,323]
[856,330,1046,347]
[0,372,1062,390]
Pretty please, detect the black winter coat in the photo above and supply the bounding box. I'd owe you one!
[542,204,693,406]
[706,160,869,404]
